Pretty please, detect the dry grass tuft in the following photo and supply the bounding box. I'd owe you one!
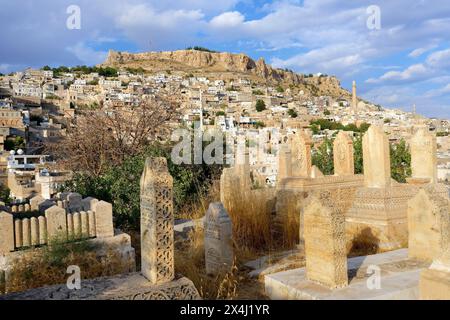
[175,225,239,300]
[4,239,132,294]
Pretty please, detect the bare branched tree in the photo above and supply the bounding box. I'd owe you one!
[47,96,179,176]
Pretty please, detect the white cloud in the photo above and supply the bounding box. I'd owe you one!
[210,11,244,28]
[366,64,429,84]
[66,42,108,65]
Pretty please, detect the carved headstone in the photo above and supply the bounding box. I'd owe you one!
[204,202,234,275]
[30,195,45,211]
[333,131,354,176]
[304,193,348,289]
[140,157,174,284]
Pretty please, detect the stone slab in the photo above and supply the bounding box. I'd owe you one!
[0,274,200,300]
[265,249,428,300]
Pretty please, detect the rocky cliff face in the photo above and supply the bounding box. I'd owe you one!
[102,49,350,98]
[103,49,303,84]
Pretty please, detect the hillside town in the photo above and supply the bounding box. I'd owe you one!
[0,56,448,204]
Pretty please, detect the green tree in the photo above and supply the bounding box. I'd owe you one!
[323,109,331,116]
[287,108,298,118]
[390,139,411,183]
[312,137,334,175]
[353,134,364,174]
[276,85,284,93]
[255,99,266,112]
[215,111,226,116]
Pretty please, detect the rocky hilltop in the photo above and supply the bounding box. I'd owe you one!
[102,49,350,98]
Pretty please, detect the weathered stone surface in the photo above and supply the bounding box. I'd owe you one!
[204,202,233,275]
[38,216,46,245]
[140,157,174,284]
[277,144,292,185]
[333,131,354,176]
[45,205,67,241]
[290,130,312,177]
[304,193,348,289]
[88,210,96,237]
[310,165,324,179]
[14,219,22,248]
[22,218,31,247]
[81,211,89,238]
[67,193,82,212]
[67,213,74,239]
[410,127,437,184]
[30,195,45,211]
[0,212,14,254]
[234,135,251,190]
[93,201,114,238]
[407,186,449,261]
[81,197,99,212]
[30,217,39,246]
[363,126,391,188]
[0,274,200,300]
[73,212,81,239]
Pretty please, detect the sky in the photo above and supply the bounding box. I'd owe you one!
[1,0,449,119]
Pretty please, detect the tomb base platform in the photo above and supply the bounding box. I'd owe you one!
[264,249,429,300]
[0,273,200,300]
[346,185,417,251]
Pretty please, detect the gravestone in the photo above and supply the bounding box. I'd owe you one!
[290,130,312,177]
[363,126,391,188]
[140,157,174,284]
[93,201,114,238]
[45,205,67,241]
[277,144,292,185]
[304,193,348,289]
[204,202,233,275]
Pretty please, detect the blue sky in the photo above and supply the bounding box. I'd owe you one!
[1,0,449,118]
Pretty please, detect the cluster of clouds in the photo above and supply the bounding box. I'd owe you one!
[0,0,449,117]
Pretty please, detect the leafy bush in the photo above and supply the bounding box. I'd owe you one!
[255,99,266,112]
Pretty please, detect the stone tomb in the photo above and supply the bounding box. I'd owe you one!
[346,126,417,251]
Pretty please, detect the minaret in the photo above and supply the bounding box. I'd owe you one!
[413,104,416,115]
[352,80,357,112]
[199,89,204,132]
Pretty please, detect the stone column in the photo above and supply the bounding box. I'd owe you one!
[304,193,348,289]
[333,131,354,176]
[0,211,14,254]
[204,202,234,275]
[22,218,31,247]
[45,205,67,242]
[38,216,47,245]
[410,127,437,184]
[73,212,81,239]
[362,126,391,188]
[234,135,251,191]
[290,130,312,177]
[80,211,89,238]
[88,210,96,237]
[30,217,39,246]
[93,201,114,238]
[140,157,174,284]
[14,219,22,248]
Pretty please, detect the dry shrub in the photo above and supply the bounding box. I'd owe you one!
[4,239,132,294]
[177,180,220,220]
[226,189,273,255]
[175,225,238,300]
